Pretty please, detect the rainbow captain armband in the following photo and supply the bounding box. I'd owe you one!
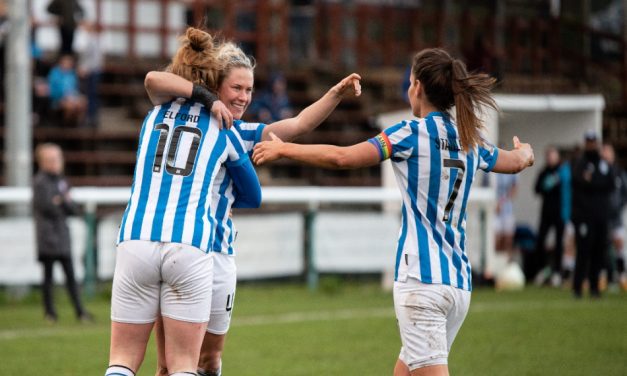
[368,132,393,161]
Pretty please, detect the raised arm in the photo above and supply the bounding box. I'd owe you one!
[492,136,534,174]
[144,71,233,128]
[260,73,362,142]
[252,132,380,169]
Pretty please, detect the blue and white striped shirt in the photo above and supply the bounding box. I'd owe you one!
[210,120,266,255]
[368,112,498,291]
[118,99,250,253]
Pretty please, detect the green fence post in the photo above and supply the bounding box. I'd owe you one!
[83,202,97,298]
[306,203,319,291]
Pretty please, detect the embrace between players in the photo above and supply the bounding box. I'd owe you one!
[104,27,534,376]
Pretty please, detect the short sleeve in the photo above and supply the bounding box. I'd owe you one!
[367,120,415,161]
[233,120,267,153]
[477,142,499,172]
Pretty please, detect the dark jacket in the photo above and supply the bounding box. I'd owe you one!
[571,150,616,223]
[535,165,562,217]
[47,0,84,28]
[32,171,80,261]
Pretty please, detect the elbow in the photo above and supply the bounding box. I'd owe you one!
[144,71,159,90]
[330,150,353,169]
[249,189,262,208]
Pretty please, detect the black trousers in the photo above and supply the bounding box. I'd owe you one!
[573,219,609,296]
[536,211,565,274]
[59,25,76,55]
[41,257,85,318]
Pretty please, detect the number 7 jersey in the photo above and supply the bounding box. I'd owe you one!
[368,111,498,291]
[118,98,249,253]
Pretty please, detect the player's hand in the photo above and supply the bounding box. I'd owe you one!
[211,100,233,129]
[331,73,362,99]
[513,136,534,167]
[253,132,284,165]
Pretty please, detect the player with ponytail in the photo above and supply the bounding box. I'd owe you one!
[253,48,534,376]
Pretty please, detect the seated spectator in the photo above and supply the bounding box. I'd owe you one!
[249,72,293,123]
[47,54,86,126]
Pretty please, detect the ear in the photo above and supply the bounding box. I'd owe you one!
[414,79,423,98]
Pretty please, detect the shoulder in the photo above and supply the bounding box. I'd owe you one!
[384,119,419,135]
[233,120,265,131]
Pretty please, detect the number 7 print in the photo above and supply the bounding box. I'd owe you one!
[443,158,465,222]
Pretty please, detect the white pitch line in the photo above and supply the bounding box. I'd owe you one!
[233,307,394,327]
[0,299,612,341]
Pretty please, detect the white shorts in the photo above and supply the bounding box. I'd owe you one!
[206,252,237,335]
[494,212,516,235]
[111,240,213,324]
[394,278,471,371]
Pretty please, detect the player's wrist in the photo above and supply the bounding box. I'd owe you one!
[191,83,218,109]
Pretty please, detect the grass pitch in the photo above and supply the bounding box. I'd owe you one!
[0,281,625,375]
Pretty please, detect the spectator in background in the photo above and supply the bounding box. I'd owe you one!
[32,143,91,323]
[495,172,518,255]
[46,0,84,55]
[47,54,87,126]
[78,21,103,128]
[571,131,615,298]
[533,146,571,287]
[601,143,627,290]
[249,72,293,123]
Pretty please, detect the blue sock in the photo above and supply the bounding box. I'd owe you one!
[105,365,134,376]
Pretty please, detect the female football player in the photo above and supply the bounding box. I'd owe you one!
[105,28,261,376]
[144,28,362,376]
[253,48,534,376]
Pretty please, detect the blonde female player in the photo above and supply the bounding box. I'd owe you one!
[105,29,262,376]
[144,30,362,376]
[253,48,534,376]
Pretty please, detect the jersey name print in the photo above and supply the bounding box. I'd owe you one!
[368,112,498,291]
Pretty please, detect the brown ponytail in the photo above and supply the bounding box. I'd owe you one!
[411,49,497,150]
[166,27,225,92]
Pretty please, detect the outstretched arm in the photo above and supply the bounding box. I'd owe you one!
[252,132,380,169]
[492,136,534,174]
[260,73,362,142]
[144,71,233,128]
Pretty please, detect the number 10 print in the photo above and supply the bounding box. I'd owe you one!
[152,123,202,177]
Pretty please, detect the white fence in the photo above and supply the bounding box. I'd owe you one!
[0,186,494,289]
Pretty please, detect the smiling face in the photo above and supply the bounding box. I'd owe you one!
[217,67,254,120]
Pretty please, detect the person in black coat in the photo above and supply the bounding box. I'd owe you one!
[570,132,616,298]
[534,146,568,286]
[46,0,84,55]
[32,143,90,322]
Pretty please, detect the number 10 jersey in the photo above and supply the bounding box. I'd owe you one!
[368,112,499,291]
[118,98,248,253]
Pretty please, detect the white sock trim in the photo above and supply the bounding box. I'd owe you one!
[105,365,135,376]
